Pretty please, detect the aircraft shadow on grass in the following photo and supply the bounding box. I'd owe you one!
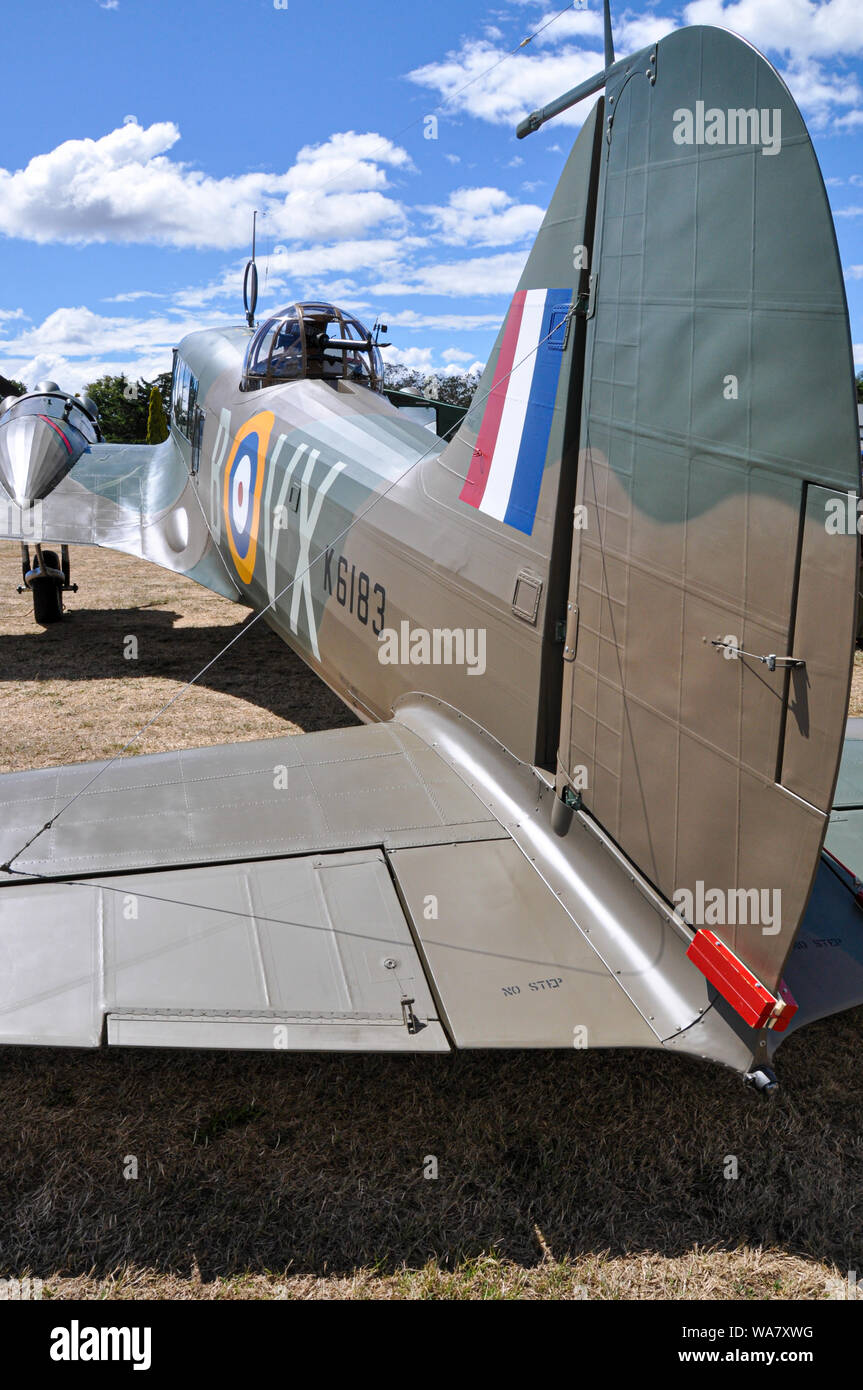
[0,604,356,732]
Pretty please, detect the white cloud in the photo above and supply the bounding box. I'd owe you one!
[172,237,420,310]
[408,6,861,131]
[407,39,604,128]
[103,289,167,303]
[530,7,605,46]
[421,186,543,245]
[441,347,474,362]
[282,130,413,194]
[444,359,485,376]
[684,0,863,60]
[614,10,680,50]
[380,344,485,375]
[846,266,863,278]
[0,304,230,393]
[385,309,503,331]
[381,345,436,371]
[0,124,411,250]
[525,3,676,52]
[371,250,528,297]
[778,56,863,128]
[854,342,863,365]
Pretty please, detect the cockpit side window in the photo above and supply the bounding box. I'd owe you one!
[171,353,200,440]
[250,322,279,377]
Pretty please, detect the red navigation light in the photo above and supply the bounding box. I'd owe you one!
[687,929,798,1031]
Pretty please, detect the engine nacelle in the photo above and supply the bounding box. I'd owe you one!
[0,388,101,506]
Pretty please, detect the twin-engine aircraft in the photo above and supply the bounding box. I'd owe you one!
[1,13,862,1091]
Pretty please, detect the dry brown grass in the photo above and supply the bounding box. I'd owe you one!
[1,541,862,1302]
[0,541,353,772]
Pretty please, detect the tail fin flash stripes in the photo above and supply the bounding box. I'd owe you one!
[459,286,571,535]
[459,290,526,509]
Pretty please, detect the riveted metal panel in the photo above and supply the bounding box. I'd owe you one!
[0,848,449,1051]
[390,837,659,1049]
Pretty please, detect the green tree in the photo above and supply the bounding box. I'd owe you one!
[146,383,169,444]
[383,364,426,395]
[151,370,172,418]
[383,364,480,407]
[857,370,863,403]
[437,369,481,408]
[84,370,172,444]
[0,373,26,398]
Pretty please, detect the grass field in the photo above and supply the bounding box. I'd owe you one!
[1,540,862,1301]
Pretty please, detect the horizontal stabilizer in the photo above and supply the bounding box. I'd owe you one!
[3,709,857,1071]
[0,720,501,1049]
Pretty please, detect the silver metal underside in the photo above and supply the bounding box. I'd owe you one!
[0,710,765,1068]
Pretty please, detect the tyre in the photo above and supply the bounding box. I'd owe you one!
[31,576,63,624]
[31,549,64,625]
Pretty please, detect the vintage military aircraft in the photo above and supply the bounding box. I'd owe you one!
[0,8,861,1092]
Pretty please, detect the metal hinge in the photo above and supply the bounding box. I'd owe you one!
[563,602,579,662]
[574,273,598,320]
[401,996,420,1034]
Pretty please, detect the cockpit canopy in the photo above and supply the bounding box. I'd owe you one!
[242,302,384,393]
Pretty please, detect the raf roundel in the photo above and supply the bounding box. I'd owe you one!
[222,411,275,584]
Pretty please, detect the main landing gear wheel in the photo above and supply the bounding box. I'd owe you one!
[30,548,64,625]
[18,545,76,626]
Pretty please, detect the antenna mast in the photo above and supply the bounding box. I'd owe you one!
[243,210,259,329]
[603,0,615,68]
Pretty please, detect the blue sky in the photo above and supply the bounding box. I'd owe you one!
[0,0,861,392]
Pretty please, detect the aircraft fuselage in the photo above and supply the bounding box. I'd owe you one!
[175,323,562,764]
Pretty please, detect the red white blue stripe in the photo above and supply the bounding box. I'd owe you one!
[460,286,570,535]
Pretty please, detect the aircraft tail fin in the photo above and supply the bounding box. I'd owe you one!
[555,24,860,1005]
